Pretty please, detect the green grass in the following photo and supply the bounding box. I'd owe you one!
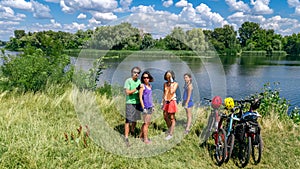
[0,86,299,168]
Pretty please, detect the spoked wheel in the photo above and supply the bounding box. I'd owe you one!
[200,112,216,143]
[214,128,227,166]
[238,135,251,168]
[225,133,235,163]
[252,133,262,164]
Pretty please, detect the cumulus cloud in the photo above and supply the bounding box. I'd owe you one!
[91,12,117,22]
[0,5,26,21]
[195,3,228,27]
[120,0,132,9]
[0,0,52,19]
[225,0,251,12]
[0,0,32,11]
[45,0,60,3]
[61,0,118,13]
[175,0,188,7]
[287,0,300,15]
[162,0,173,7]
[89,17,101,25]
[77,13,87,19]
[131,5,156,13]
[250,0,273,14]
[31,1,52,19]
[64,22,86,31]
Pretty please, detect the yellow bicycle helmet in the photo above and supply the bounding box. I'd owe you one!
[224,97,235,110]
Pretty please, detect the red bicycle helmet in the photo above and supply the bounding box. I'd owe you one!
[211,96,222,109]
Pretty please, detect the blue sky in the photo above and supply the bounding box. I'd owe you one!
[0,0,300,41]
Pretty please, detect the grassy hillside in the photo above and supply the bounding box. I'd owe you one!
[0,86,299,168]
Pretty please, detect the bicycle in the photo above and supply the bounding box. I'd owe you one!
[200,96,227,166]
[234,97,263,167]
[222,106,241,163]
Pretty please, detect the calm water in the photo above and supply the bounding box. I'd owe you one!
[79,54,300,111]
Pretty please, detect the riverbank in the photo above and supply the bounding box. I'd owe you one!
[0,86,299,168]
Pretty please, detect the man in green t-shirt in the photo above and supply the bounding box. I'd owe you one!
[123,66,142,146]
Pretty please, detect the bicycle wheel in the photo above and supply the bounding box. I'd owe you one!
[214,128,227,166]
[200,111,216,143]
[224,133,235,163]
[252,133,262,164]
[238,135,251,168]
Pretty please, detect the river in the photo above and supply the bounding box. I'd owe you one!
[82,54,300,111]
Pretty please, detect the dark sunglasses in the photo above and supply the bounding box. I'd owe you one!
[143,76,149,79]
[133,71,140,74]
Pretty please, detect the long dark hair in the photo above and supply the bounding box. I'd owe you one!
[164,70,175,81]
[141,71,154,83]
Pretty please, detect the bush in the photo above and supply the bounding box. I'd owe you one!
[0,48,73,92]
[258,82,290,119]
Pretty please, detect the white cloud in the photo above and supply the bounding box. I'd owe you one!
[225,0,250,12]
[62,0,118,13]
[163,0,173,7]
[91,12,117,21]
[175,0,188,7]
[195,3,228,27]
[227,12,266,26]
[77,13,87,19]
[45,0,60,3]
[131,5,156,13]
[250,0,273,14]
[63,22,86,31]
[287,0,300,7]
[0,0,52,19]
[287,0,300,15]
[31,1,52,19]
[50,19,62,28]
[120,0,132,9]
[60,0,75,13]
[0,0,32,11]
[0,6,26,21]
[88,17,101,25]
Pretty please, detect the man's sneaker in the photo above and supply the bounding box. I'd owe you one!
[165,135,173,140]
[125,138,130,147]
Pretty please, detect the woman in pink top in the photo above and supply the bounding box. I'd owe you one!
[162,70,178,140]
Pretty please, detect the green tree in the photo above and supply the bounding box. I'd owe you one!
[185,28,207,51]
[14,30,26,39]
[140,33,155,49]
[238,22,260,48]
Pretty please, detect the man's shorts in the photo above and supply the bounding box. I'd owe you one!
[126,104,142,123]
[163,100,178,113]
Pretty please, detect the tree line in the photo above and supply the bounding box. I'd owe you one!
[3,21,300,56]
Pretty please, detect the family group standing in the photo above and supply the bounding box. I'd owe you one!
[123,66,194,146]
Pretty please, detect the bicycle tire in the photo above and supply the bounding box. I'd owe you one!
[238,135,251,168]
[214,128,227,166]
[252,133,262,164]
[225,133,235,163]
[200,111,216,143]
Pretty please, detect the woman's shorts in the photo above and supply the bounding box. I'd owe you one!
[142,107,154,115]
[182,100,194,108]
[126,104,141,123]
[163,100,178,113]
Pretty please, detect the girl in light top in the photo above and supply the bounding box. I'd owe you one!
[139,71,154,144]
[182,73,194,134]
[162,70,178,140]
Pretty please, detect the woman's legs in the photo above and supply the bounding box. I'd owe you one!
[163,111,171,130]
[143,114,151,143]
[169,113,176,136]
[185,107,192,132]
